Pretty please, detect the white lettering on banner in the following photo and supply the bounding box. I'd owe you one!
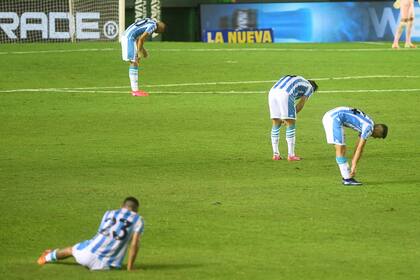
[0,12,19,39]
[135,0,147,21]
[0,12,119,40]
[369,8,398,37]
[103,21,118,39]
[151,0,161,21]
[76,13,100,39]
[21,12,48,39]
[49,12,70,39]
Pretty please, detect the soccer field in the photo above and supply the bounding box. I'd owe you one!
[0,42,419,279]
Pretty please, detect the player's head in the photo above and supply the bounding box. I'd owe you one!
[122,196,140,212]
[156,21,166,33]
[308,80,318,92]
[372,124,388,139]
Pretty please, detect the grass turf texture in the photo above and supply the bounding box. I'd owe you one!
[0,42,419,280]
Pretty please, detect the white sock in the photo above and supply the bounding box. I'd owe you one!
[129,66,139,91]
[286,125,296,156]
[271,124,281,155]
[336,157,351,179]
[45,249,57,262]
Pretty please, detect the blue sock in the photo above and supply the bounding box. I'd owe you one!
[45,249,58,262]
[336,156,351,179]
[286,124,296,156]
[129,66,139,91]
[271,124,281,155]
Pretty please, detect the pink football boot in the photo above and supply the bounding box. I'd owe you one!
[287,155,302,161]
[132,90,149,97]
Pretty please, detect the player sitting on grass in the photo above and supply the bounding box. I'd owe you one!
[268,75,318,161]
[121,18,166,96]
[37,197,144,271]
[322,107,388,186]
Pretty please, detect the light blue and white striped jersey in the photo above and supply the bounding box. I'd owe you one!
[329,107,375,139]
[81,208,144,268]
[271,75,315,100]
[123,18,157,40]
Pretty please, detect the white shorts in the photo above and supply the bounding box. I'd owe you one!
[120,35,137,62]
[268,88,296,119]
[72,241,110,271]
[322,112,345,145]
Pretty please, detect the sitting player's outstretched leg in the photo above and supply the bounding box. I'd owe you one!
[38,247,73,265]
[120,18,166,96]
[268,75,318,161]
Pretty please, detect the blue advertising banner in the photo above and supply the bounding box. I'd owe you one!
[200,2,420,43]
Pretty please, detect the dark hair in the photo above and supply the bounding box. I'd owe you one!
[308,80,318,92]
[123,196,139,209]
[378,124,388,139]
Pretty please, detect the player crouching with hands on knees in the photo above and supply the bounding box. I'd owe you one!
[268,75,318,161]
[322,107,388,186]
[121,18,166,96]
[37,197,144,271]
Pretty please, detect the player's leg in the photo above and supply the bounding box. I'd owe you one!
[268,90,283,160]
[37,247,73,265]
[271,119,282,160]
[335,144,351,180]
[122,36,148,96]
[405,2,416,48]
[392,0,409,49]
[283,118,300,161]
[393,0,410,48]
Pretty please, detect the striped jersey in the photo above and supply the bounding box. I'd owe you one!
[78,208,144,268]
[123,18,157,40]
[271,75,315,100]
[328,107,375,139]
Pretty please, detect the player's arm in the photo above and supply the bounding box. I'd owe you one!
[350,137,367,177]
[296,96,308,113]
[127,232,141,271]
[136,32,150,59]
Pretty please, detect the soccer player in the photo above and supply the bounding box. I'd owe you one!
[392,0,417,49]
[322,107,388,186]
[121,18,166,96]
[37,197,144,271]
[268,75,318,161]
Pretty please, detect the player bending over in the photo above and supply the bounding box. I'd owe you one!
[121,18,166,96]
[392,0,417,49]
[268,75,318,161]
[322,107,388,186]
[37,197,144,271]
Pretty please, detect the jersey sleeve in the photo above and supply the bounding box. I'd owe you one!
[361,124,373,139]
[133,216,145,234]
[145,23,157,34]
[303,82,314,98]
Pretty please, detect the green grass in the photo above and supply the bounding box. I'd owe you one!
[0,41,419,280]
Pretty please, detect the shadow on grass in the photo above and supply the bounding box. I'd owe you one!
[139,263,205,271]
[49,261,206,271]
[365,179,420,186]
